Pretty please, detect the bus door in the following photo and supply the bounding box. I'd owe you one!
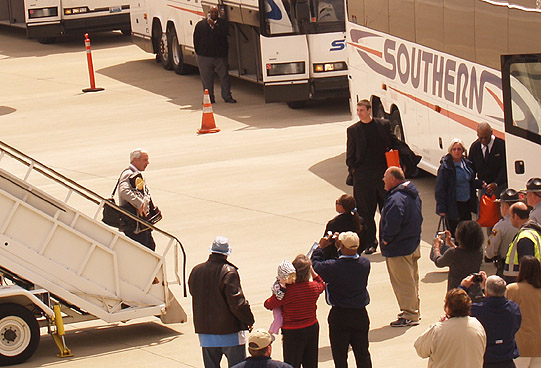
[0,0,25,26]
[501,54,541,190]
[260,0,309,102]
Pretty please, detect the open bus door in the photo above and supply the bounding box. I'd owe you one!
[501,54,541,191]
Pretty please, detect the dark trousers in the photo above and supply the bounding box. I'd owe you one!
[353,170,386,249]
[282,322,319,368]
[328,306,372,368]
[484,360,516,368]
[202,345,246,368]
[196,55,232,101]
[448,200,472,238]
[125,229,156,251]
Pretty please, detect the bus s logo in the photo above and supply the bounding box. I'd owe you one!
[330,39,345,51]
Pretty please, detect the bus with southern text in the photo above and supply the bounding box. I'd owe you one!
[345,0,541,188]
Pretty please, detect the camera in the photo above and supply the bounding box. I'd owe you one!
[471,273,483,283]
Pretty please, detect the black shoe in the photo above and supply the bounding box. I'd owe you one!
[390,318,419,327]
[224,97,237,103]
[364,246,377,255]
[210,96,216,104]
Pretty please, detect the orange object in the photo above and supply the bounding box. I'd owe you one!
[385,149,400,168]
[197,89,220,134]
[82,33,104,93]
[478,194,500,227]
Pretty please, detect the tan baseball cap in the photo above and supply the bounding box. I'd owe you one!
[248,329,275,350]
[338,231,359,250]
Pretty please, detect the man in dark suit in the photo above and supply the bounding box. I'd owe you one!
[468,122,507,197]
[346,99,397,254]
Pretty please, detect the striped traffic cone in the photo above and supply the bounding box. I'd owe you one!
[197,89,220,134]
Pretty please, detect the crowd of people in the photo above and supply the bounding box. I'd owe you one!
[122,99,540,368]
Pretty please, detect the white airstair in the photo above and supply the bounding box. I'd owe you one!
[0,141,187,365]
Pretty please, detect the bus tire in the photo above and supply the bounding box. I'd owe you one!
[390,110,405,142]
[286,100,307,109]
[169,27,195,75]
[159,32,173,70]
[0,304,40,366]
[373,100,387,119]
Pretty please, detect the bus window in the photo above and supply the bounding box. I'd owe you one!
[509,62,541,136]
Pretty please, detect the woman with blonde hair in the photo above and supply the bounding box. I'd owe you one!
[435,138,478,237]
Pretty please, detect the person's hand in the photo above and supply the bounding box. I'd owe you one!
[479,271,488,290]
[439,212,446,217]
[443,230,455,248]
[461,274,475,289]
[138,205,146,217]
[310,266,318,279]
[432,236,442,250]
[318,233,333,249]
[486,183,497,196]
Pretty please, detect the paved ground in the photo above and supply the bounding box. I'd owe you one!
[0,27,494,367]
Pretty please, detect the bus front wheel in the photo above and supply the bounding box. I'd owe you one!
[390,110,405,142]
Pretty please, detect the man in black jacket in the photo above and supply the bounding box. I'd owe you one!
[189,236,255,368]
[468,122,507,197]
[346,99,397,254]
[193,6,236,103]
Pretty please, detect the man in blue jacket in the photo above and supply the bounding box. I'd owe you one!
[460,274,521,368]
[380,166,423,327]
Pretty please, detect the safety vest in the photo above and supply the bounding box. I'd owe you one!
[504,227,541,277]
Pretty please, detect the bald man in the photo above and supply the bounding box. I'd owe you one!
[468,122,507,197]
[503,202,541,283]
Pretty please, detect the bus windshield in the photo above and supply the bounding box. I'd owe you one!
[510,61,541,136]
[263,0,344,35]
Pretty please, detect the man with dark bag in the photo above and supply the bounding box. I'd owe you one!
[118,148,161,251]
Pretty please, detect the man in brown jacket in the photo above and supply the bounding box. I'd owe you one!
[188,236,255,368]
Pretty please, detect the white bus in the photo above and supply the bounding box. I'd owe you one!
[345,0,541,188]
[0,0,131,43]
[130,0,349,107]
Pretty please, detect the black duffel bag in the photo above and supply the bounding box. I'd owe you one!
[102,178,137,232]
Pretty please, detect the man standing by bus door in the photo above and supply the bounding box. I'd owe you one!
[468,122,507,197]
[193,6,237,104]
[346,99,397,254]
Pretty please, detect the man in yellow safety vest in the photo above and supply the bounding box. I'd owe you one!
[504,202,541,283]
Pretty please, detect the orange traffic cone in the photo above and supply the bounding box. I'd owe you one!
[198,89,220,134]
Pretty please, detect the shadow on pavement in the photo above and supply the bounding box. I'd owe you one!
[421,271,448,284]
[369,324,409,342]
[0,106,16,116]
[29,321,181,366]
[97,59,350,129]
[0,26,131,58]
[309,153,349,194]
[318,345,333,363]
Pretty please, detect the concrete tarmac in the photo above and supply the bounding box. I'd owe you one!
[0,27,494,367]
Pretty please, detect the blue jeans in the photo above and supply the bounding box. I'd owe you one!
[202,345,246,368]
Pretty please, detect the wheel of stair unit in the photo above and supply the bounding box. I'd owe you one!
[0,304,40,366]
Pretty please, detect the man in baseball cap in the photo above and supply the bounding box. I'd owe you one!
[486,188,522,276]
[231,329,293,368]
[525,178,541,224]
